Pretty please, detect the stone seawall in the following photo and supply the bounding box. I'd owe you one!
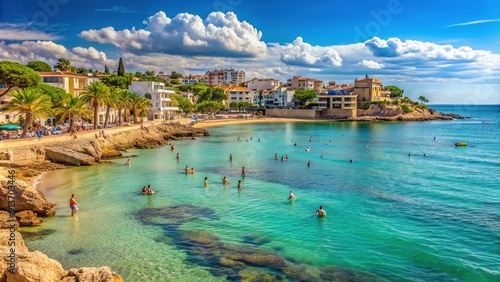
[0,124,208,169]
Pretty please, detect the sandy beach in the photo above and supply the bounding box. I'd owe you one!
[192,116,322,128]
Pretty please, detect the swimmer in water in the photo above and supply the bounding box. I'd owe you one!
[223,176,230,185]
[288,191,296,200]
[237,180,242,189]
[315,205,326,217]
[125,159,130,166]
[204,177,209,187]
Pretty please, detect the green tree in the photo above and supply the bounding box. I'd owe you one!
[129,93,151,123]
[170,79,180,85]
[418,96,429,104]
[170,71,183,79]
[117,58,125,77]
[104,65,110,75]
[76,67,89,75]
[117,91,133,125]
[80,81,110,130]
[100,74,129,89]
[2,88,53,138]
[33,84,68,117]
[134,72,143,79]
[26,61,52,72]
[196,100,225,115]
[383,85,404,98]
[177,84,193,92]
[103,87,122,128]
[171,93,194,113]
[55,94,92,133]
[54,58,75,72]
[0,61,41,97]
[292,89,316,106]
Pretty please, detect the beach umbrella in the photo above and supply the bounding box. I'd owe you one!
[0,124,21,131]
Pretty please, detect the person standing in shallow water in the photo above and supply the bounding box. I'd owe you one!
[204,177,209,187]
[70,194,79,216]
[315,205,326,217]
[241,167,246,177]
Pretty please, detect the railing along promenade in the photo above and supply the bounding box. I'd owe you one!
[0,122,154,150]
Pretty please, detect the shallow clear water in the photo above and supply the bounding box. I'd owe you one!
[25,105,500,281]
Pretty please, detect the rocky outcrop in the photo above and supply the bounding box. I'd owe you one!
[0,230,123,282]
[0,176,56,220]
[356,104,461,121]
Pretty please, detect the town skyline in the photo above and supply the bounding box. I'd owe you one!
[0,0,499,104]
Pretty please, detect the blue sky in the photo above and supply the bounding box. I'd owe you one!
[0,0,499,103]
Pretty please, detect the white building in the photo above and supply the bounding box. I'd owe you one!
[206,69,245,86]
[129,81,179,120]
[247,78,281,91]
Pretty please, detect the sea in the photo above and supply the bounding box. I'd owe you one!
[24,105,499,281]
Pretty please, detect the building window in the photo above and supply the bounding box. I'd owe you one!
[5,115,10,120]
[42,77,59,83]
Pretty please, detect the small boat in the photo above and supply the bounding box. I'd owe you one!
[455,142,467,147]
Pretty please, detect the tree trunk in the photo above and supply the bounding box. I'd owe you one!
[133,107,137,124]
[93,100,99,130]
[21,113,32,138]
[118,108,122,125]
[69,115,75,134]
[104,106,110,128]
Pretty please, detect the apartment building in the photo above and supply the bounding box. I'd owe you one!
[129,81,179,120]
[205,69,245,86]
[286,76,323,92]
[38,71,94,96]
[247,78,281,91]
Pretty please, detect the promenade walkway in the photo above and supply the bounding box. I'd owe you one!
[0,119,192,150]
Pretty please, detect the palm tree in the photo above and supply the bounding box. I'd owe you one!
[103,86,122,128]
[80,81,109,130]
[129,93,152,123]
[3,88,53,138]
[117,90,133,125]
[55,94,92,133]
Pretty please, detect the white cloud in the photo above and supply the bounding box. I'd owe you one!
[357,60,383,69]
[279,37,342,67]
[0,41,114,71]
[364,37,493,61]
[0,23,60,40]
[79,11,266,58]
[447,18,500,27]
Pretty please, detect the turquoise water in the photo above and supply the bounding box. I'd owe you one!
[23,105,499,281]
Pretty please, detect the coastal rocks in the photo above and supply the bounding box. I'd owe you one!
[0,231,66,282]
[62,267,123,282]
[0,176,56,218]
[0,230,123,282]
[15,210,43,226]
[45,148,97,166]
[0,211,18,230]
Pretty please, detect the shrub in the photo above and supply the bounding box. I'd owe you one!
[401,104,412,113]
[415,103,429,110]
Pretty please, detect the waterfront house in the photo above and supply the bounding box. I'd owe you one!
[129,81,179,121]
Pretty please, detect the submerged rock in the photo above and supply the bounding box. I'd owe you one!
[20,228,57,241]
[239,267,284,282]
[320,266,375,282]
[242,234,272,246]
[136,204,219,226]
